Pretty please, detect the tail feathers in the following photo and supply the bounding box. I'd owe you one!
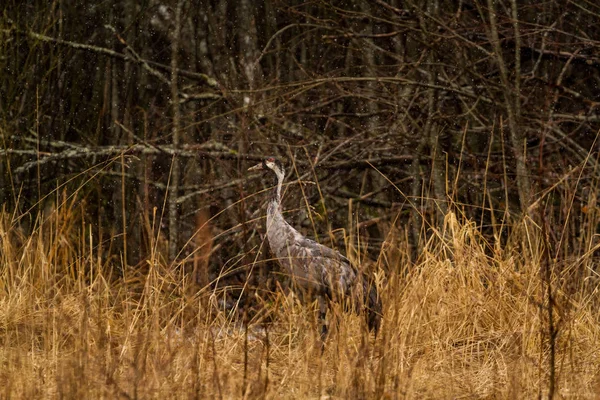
[328,274,382,334]
[364,279,382,334]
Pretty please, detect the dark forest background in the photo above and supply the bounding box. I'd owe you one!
[2,0,600,284]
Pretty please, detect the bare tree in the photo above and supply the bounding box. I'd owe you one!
[1,0,599,271]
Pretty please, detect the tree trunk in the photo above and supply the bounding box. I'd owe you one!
[168,0,184,262]
[486,0,530,211]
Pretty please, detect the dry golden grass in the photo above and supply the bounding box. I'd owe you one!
[1,196,600,399]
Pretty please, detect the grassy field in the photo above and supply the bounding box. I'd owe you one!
[1,191,600,399]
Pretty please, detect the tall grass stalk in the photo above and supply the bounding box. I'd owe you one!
[1,174,600,398]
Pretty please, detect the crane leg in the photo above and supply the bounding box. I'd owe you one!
[318,295,328,349]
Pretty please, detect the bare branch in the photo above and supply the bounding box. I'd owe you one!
[3,27,220,89]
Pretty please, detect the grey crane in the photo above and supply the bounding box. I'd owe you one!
[248,157,381,336]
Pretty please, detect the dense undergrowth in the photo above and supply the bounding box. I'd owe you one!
[1,187,599,399]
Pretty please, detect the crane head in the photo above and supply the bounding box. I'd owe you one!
[248,157,284,177]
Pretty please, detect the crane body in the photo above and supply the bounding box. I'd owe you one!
[249,157,381,335]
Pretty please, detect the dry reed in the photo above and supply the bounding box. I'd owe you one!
[1,184,599,399]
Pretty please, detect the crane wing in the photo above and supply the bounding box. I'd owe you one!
[294,237,360,294]
[297,237,352,265]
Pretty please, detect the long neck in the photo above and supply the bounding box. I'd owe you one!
[269,170,284,210]
[266,169,298,258]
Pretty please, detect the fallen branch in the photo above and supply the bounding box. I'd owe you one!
[7,142,237,175]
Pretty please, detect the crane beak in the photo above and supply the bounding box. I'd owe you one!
[248,163,264,171]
